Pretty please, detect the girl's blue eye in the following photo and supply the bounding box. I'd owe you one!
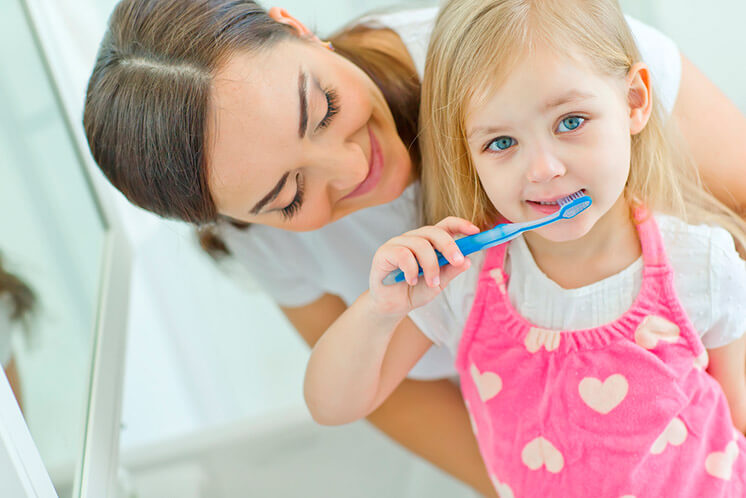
[486,136,516,152]
[557,116,585,133]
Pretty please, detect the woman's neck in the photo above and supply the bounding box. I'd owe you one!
[522,197,642,289]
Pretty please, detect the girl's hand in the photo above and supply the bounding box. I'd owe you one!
[368,217,480,317]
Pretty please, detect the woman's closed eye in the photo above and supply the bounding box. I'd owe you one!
[281,172,305,220]
[317,87,339,131]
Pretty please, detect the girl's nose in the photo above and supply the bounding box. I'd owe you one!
[525,150,566,183]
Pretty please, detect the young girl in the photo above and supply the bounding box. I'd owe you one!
[304,0,746,496]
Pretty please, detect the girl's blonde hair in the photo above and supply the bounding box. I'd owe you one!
[420,0,746,253]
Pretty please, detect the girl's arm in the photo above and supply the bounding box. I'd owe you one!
[304,301,433,425]
[674,55,746,211]
[707,334,746,433]
[283,295,498,497]
[304,218,478,426]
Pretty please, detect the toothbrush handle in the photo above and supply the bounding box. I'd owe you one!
[381,227,511,285]
[381,198,588,286]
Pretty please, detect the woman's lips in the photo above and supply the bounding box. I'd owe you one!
[342,126,384,200]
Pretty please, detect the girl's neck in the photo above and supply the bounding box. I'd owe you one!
[522,197,642,289]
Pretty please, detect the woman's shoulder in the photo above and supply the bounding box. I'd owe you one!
[347,5,439,77]
[656,214,746,348]
[656,213,738,256]
[657,213,744,297]
[357,4,439,31]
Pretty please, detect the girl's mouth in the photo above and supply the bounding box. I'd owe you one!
[526,189,586,214]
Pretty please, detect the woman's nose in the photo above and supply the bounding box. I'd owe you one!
[326,152,368,192]
[525,149,566,183]
[320,128,370,192]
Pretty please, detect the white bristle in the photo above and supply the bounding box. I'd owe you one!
[557,190,584,205]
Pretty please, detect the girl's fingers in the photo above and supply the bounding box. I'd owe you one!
[379,218,479,288]
[395,247,421,286]
[373,245,419,286]
[434,216,480,237]
[395,236,441,287]
[405,220,479,267]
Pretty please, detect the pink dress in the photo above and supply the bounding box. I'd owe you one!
[457,209,746,497]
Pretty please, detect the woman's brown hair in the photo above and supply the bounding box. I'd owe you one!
[84,0,421,258]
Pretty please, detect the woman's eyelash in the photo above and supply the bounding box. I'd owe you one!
[318,87,339,130]
[281,173,305,220]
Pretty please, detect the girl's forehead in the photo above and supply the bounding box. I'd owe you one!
[467,45,616,109]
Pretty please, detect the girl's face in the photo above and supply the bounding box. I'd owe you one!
[465,46,644,243]
[207,36,412,231]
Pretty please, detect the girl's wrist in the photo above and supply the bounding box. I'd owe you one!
[357,291,408,331]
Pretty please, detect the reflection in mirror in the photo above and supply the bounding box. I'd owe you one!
[0,0,106,495]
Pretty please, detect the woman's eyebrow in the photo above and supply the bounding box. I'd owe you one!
[250,171,290,215]
[298,70,308,138]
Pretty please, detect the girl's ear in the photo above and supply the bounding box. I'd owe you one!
[627,62,653,135]
[268,7,320,42]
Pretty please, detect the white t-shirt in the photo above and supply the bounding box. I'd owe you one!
[219,7,683,379]
[410,214,746,357]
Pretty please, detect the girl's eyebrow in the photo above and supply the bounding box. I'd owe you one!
[542,90,595,111]
[468,124,511,141]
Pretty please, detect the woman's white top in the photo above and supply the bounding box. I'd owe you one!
[218,7,683,379]
[409,215,746,358]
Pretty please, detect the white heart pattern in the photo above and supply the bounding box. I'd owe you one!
[470,363,502,402]
[694,350,709,370]
[578,374,629,414]
[634,315,680,349]
[490,475,515,498]
[489,268,507,294]
[521,436,564,473]
[650,417,687,455]
[525,327,561,353]
[705,441,739,480]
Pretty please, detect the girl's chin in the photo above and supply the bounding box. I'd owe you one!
[532,219,594,243]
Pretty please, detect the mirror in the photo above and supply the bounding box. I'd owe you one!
[0,0,107,495]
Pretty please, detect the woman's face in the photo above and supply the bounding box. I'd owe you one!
[207,35,413,231]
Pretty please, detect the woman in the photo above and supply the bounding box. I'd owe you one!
[83,0,746,495]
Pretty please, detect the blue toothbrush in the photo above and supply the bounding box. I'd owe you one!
[382,191,592,285]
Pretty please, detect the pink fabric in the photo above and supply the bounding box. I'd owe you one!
[457,208,746,497]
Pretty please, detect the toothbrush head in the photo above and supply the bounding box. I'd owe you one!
[557,191,592,219]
